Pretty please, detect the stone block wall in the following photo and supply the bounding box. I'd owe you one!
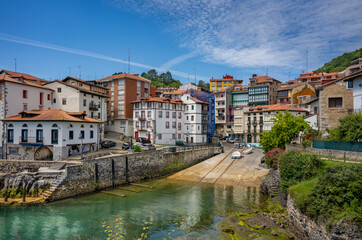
[0,160,58,173]
[50,146,221,201]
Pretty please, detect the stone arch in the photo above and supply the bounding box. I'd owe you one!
[69,145,79,156]
[34,146,53,160]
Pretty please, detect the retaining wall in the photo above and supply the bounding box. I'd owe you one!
[50,146,221,201]
[0,160,58,173]
[285,144,362,160]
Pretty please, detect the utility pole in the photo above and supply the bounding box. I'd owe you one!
[14,58,17,72]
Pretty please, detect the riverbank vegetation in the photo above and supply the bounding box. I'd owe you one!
[276,150,361,228]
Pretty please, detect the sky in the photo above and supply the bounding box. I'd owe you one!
[0,0,361,84]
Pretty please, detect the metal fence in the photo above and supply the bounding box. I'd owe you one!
[313,140,362,152]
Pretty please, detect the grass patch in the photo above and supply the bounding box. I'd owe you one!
[289,178,317,209]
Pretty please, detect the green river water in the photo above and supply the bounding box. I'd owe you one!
[0,179,264,240]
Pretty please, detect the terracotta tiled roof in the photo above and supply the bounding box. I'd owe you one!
[45,81,108,98]
[246,104,307,113]
[132,97,184,104]
[1,69,44,81]
[277,82,305,91]
[191,97,209,104]
[62,76,87,83]
[0,73,54,91]
[2,109,103,123]
[252,76,281,83]
[101,73,151,82]
[163,90,186,95]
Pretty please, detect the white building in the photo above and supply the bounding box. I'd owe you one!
[45,80,108,140]
[344,70,362,112]
[180,93,208,144]
[0,73,54,152]
[179,83,198,91]
[2,110,102,161]
[132,97,184,145]
[233,106,250,141]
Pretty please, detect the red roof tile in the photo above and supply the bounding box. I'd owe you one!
[0,73,54,91]
[246,104,306,113]
[101,73,150,82]
[2,109,103,123]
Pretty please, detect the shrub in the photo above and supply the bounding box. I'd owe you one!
[133,145,144,152]
[302,138,313,148]
[305,133,317,140]
[279,151,324,192]
[303,165,362,225]
[265,148,284,168]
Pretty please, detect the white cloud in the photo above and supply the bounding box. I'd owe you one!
[110,0,362,71]
[160,52,196,70]
[0,33,210,81]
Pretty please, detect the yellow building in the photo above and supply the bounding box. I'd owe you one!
[210,74,243,92]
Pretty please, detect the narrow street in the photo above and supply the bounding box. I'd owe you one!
[168,143,270,186]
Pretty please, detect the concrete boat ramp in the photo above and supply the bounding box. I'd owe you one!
[168,144,269,187]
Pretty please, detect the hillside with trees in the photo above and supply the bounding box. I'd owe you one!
[141,69,182,88]
[315,48,362,73]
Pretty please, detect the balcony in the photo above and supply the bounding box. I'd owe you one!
[215,104,225,109]
[89,103,99,111]
[138,117,146,121]
[19,137,44,145]
[260,120,264,125]
[217,113,224,117]
[252,120,257,125]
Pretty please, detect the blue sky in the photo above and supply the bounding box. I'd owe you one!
[0,0,361,84]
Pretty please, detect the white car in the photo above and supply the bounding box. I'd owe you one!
[231,151,241,159]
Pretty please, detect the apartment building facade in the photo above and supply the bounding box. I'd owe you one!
[343,70,362,112]
[345,58,362,76]
[232,90,249,107]
[248,75,281,106]
[233,106,249,141]
[214,88,232,136]
[132,97,184,145]
[100,73,151,136]
[209,74,243,92]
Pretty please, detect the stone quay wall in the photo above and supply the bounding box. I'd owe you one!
[0,160,58,173]
[50,146,221,201]
[286,144,362,160]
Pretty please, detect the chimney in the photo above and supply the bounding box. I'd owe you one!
[252,74,257,78]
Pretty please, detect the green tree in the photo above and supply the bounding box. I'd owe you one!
[326,113,362,142]
[315,48,362,73]
[259,111,310,153]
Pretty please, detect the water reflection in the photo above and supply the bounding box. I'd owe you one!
[0,179,263,240]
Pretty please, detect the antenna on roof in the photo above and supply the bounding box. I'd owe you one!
[306,50,309,72]
[78,66,81,79]
[128,48,130,74]
[14,58,17,72]
[194,68,197,86]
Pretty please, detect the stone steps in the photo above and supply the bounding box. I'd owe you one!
[39,173,67,200]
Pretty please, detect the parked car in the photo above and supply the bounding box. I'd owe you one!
[101,140,116,148]
[141,144,156,151]
[136,137,151,144]
[176,141,188,146]
[121,142,130,150]
[227,138,235,144]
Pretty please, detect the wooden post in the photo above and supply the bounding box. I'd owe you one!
[344,152,346,162]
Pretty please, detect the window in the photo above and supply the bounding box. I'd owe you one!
[158,134,162,140]
[329,97,343,108]
[80,130,85,139]
[172,112,176,118]
[172,122,176,129]
[90,130,94,139]
[166,112,169,118]
[178,112,181,119]
[172,134,175,139]
[178,123,181,130]
[136,121,139,128]
[9,147,19,155]
[158,111,162,118]
[141,111,145,118]
[166,122,169,129]
[98,113,101,119]
[191,105,194,110]
[147,121,151,128]
[53,98,56,104]
[83,99,87,106]
[148,111,151,118]
[37,124,42,127]
[57,88,61,93]
[191,115,194,121]
[39,92,44,105]
[23,104,27,111]
[178,134,181,139]
[7,129,14,143]
[186,116,189,120]
[135,111,139,118]
[21,129,28,142]
[23,90,27,99]
[62,98,67,105]
[51,129,58,144]
[348,80,353,89]
[69,130,74,140]
[314,106,318,114]
[36,129,43,143]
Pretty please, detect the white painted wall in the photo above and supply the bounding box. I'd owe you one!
[306,114,318,130]
[350,76,362,112]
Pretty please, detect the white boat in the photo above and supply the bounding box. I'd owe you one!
[243,147,253,154]
[231,151,241,159]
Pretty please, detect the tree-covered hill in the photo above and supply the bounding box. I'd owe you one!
[141,69,182,88]
[315,48,362,73]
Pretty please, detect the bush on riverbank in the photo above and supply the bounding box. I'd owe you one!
[265,148,284,169]
[279,151,324,192]
[290,164,362,227]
